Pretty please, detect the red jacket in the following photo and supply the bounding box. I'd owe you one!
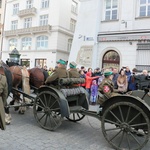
[85,76,99,89]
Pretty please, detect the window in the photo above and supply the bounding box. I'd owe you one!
[67,39,73,52]
[21,59,30,68]
[71,1,78,14]
[105,0,118,20]
[22,37,32,50]
[24,17,32,28]
[39,14,48,26]
[41,0,49,8]
[102,50,120,69]
[36,36,48,50]
[26,0,33,9]
[139,0,150,17]
[13,3,19,15]
[35,59,46,68]
[136,41,150,71]
[9,39,17,51]
[11,20,18,30]
[70,19,76,32]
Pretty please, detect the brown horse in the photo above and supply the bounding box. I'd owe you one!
[28,67,49,89]
[9,65,31,114]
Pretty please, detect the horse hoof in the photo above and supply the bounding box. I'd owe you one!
[5,122,10,125]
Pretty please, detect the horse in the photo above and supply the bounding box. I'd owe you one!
[28,67,49,90]
[8,65,31,114]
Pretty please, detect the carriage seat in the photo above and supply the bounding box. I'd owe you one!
[60,87,85,98]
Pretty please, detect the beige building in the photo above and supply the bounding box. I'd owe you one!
[2,0,79,68]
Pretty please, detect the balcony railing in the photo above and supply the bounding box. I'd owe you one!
[4,25,51,37]
[18,7,37,17]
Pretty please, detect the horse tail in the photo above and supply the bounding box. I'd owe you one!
[21,66,31,103]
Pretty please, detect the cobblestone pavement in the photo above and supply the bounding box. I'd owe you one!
[0,104,150,150]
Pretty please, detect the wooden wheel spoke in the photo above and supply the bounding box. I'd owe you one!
[77,113,81,119]
[44,114,48,126]
[129,132,141,146]
[126,132,131,150]
[49,100,57,109]
[36,104,44,109]
[125,106,131,122]
[130,122,147,127]
[128,112,141,124]
[38,98,46,108]
[110,129,122,141]
[110,110,122,124]
[105,127,121,132]
[118,131,125,148]
[73,113,75,120]
[38,113,46,121]
[104,119,120,126]
[43,94,48,106]
[118,106,124,122]
[47,95,51,106]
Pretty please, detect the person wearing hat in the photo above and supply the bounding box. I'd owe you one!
[68,61,80,78]
[45,59,69,85]
[97,71,119,105]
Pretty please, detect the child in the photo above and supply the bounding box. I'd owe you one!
[90,80,98,105]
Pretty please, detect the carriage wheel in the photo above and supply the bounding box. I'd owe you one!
[33,91,62,131]
[101,102,150,150]
[66,113,85,122]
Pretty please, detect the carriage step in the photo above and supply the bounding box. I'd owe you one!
[69,106,83,113]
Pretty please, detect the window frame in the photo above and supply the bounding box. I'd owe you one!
[41,0,49,9]
[11,20,18,30]
[9,38,17,51]
[36,36,48,50]
[39,14,49,26]
[104,0,118,21]
[71,1,78,14]
[139,0,150,17]
[26,0,33,9]
[22,37,32,50]
[70,18,76,32]
[13,3,19,15]
[24,17,32,28]
[67,39,73,52]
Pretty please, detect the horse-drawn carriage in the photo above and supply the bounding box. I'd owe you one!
[9,75,150,150]
[1,56,150,150]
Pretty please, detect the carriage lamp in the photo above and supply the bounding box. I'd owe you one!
[9,48,21,64]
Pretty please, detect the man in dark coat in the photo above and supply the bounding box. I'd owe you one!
[68,61,80,78]
[45,59,69,85]
[0,73,8,130]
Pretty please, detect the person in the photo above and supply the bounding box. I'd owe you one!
[112,68,119,89]
[128,68,138,91]
[117,69,128,93]
[68,61,80,78]
[85,72,99,103]
[90,80,98,105]
[93,67,103,84]
[125,66,131,82]
[45,59,68,85]
[0,72,8,129]
[98,71,119,105]
[79,70,86,88]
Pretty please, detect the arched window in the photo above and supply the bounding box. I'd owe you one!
[102,50,120,70]
[9,38,17,51]
[67,39,73,52]
[22,37,32,50]
[36,36,48,50]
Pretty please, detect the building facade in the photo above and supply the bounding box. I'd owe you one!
[2,0,79,68]
[69,0,150,71]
